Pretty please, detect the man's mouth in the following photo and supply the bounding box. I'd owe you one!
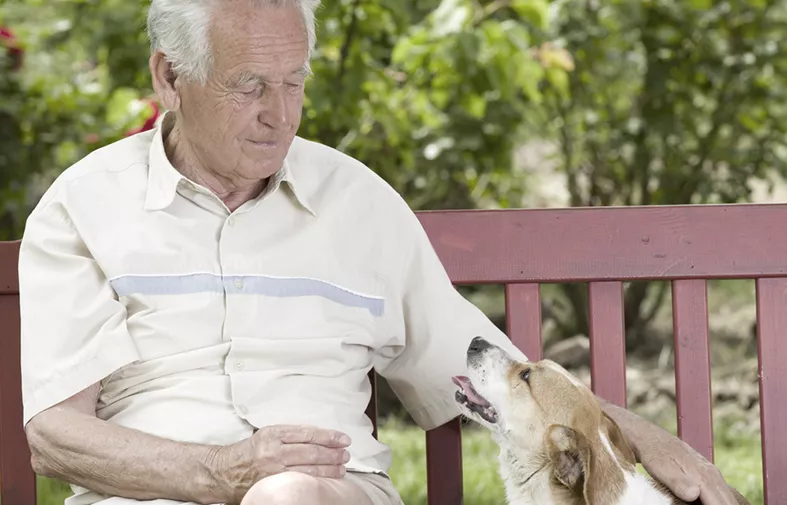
[452,376,499,423]
[247,139,279,149]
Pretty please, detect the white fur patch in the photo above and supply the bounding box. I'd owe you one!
[615,472,673,505]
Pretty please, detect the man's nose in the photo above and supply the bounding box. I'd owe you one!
[258,87,288,128]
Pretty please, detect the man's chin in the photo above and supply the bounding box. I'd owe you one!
[238,156,286,180]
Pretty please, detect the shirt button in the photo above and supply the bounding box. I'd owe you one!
[227,217,236,227]
[234,278,244,290]
[238,405,249,415]
[234,361,244,371]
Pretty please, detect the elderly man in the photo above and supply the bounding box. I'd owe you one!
[19,1,739,504]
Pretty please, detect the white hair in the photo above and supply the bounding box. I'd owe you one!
[146,0,320,84]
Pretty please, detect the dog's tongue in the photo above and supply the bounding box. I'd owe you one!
[452,376,491,407]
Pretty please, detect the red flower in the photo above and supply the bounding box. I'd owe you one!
[126,99,162,136]
[1,26,24,71]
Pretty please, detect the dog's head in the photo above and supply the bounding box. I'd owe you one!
[453,336,636,500]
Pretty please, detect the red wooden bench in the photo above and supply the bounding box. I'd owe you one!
[2,204,786,505]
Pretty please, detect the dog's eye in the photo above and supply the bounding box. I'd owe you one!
[520,369,531,383]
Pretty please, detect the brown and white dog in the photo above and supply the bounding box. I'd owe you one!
[452,336,750,505]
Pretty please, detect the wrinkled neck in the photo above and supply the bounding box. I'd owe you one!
[164,118,267,211]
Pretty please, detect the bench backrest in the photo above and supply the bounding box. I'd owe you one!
[2,204,786,505]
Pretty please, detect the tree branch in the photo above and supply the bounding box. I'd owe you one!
[337,0,362,83]
[640,281,668,327]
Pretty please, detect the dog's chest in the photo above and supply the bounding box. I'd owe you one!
[504,477,556,505]
[498,451,559,505]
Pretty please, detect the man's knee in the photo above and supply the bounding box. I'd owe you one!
[240,472,323,505]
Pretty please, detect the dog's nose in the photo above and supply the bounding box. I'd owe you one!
[468,336,491,355]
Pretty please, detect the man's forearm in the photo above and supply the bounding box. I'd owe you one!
[26,407,231,504]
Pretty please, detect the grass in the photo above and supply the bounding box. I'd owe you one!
[25,416,763,505]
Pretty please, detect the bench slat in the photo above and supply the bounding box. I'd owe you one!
[672,279,714,462]
[588,281,627,407]
[0,293,36,505]
[418,205,787,284]
[755,278,787,505]
[0,240,20,295]
[505,283,543,360]
[426,419,462,505]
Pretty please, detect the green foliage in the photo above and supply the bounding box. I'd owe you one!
[528,0,787,341]
[302,0,566,210]
[537,0,787,208]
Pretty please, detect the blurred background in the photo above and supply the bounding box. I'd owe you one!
[1,0,785,503]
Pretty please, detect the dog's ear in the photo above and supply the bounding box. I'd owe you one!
[601,412,637,466]
[546,425,589,492]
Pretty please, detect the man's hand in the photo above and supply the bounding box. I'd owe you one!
[600,400,741,505]
[636,424,740,505]
[216,425,352,503]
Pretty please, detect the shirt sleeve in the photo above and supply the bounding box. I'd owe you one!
[18,190,140,426]
[373,205,529,431]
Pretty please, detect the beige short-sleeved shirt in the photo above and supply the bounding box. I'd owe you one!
[19,114,526,504]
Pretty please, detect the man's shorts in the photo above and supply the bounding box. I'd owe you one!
[345,471,405,505]
[85,471,404,505]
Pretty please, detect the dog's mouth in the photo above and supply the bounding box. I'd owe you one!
[452,376,499,424]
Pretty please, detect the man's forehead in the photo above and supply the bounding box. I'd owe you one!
[210,1,307,38]
[207,2,310,79]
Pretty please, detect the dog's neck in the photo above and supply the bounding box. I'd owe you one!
[497,445,555,505]
[496,431,674,505]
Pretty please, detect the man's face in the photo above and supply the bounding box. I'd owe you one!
[177,2,308,186]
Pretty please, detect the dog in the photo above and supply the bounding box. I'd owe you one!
[452,336,750,505]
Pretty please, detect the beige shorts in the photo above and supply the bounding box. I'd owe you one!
[344,472,404,505]
[84,472,403,505]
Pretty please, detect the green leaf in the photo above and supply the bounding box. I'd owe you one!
[105,87,140,127]
[688,0,712,9]
[517,57,546,103]
[511,0,550,29]
[463,93,487,118]
[429,0,471,37]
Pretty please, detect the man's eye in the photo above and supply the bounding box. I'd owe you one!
[236,85,259,96]
[285,82,304,93]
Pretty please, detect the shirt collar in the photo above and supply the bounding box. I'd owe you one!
[144,113,183,211]
[144,112,315,215]
[278,157,315,215]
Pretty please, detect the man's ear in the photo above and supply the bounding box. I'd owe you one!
[602,412,637,466]
[546,425,588,492]
[149,50,181,112]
